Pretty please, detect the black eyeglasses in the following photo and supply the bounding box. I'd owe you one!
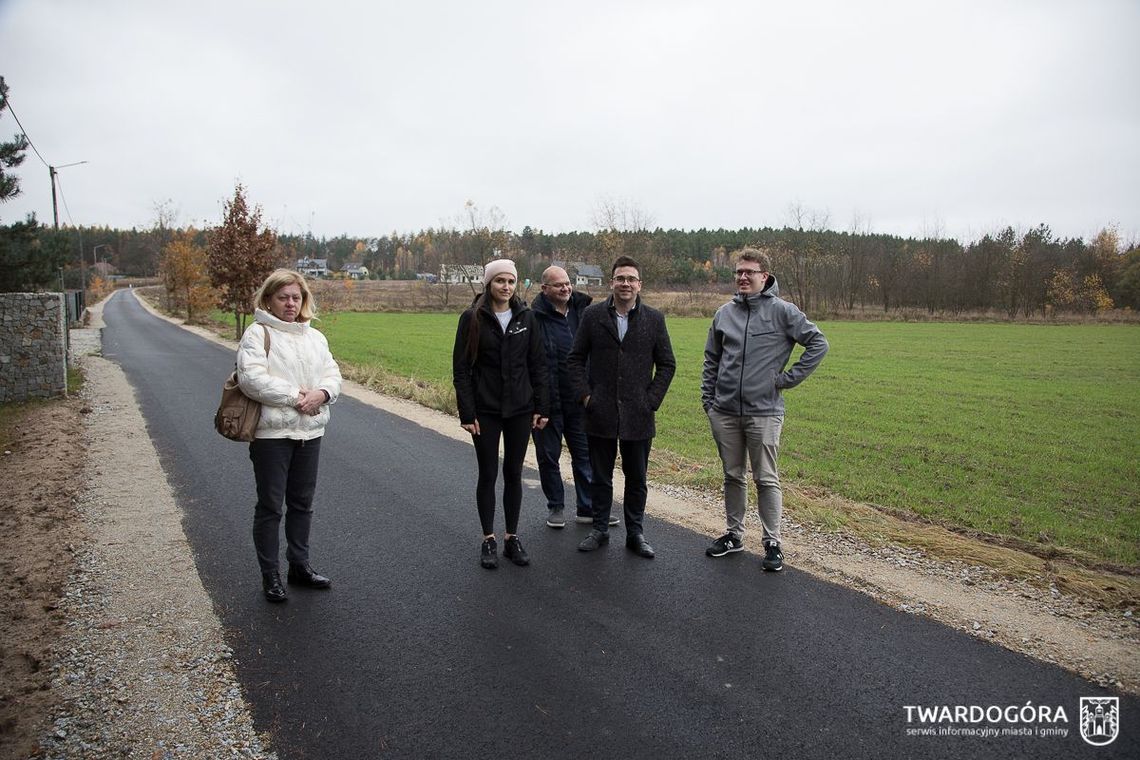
[612,275,641,284]
[735,269,765,278]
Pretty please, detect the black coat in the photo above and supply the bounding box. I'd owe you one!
[452,297,549,425]
[567,296,676,440]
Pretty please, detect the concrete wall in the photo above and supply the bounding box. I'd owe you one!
[0,293,67,402]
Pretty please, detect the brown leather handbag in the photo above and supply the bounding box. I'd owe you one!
[214,326,270,442]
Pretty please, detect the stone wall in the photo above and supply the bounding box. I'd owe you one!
[0,293,67,402]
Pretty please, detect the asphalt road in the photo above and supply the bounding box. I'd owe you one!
[100,290,1137,759]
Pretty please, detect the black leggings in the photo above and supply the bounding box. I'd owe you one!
[471,412,532,535]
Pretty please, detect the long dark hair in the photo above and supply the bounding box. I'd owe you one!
[464,291,522,364]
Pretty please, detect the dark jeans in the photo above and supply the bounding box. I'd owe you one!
[249,437,322,575]
[471,412,532,536]
[587,436,651,536]
[531,406,593,515]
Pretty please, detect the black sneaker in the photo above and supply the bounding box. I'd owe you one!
[706,533,744,558]
[503,535,530,566]
[480,537,498,569]
[546,509,566,529]
[762,543,784,572]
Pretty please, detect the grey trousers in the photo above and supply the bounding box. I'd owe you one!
[707,409,783,546]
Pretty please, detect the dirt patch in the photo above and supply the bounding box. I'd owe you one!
[0,396,86,759]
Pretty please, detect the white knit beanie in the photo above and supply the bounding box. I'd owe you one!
[482,259,518,284]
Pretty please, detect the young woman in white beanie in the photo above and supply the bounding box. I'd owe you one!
[452,259,550,569]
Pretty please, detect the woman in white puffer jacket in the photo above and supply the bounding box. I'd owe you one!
[237,269,342,603]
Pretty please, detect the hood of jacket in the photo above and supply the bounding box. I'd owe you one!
[732,273,780,307]
[254,308,312,335]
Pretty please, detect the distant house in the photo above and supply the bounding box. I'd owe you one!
[440,263,484,285]
[91,261,118,280]
[341,263,369,280]
[574,264,605,286]
[296,258,329,278]
[415,272,439,283]
[554,260,605,287]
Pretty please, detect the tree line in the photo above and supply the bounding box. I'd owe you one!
[6,207,1139,319]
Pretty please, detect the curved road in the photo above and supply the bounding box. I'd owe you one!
[100,290,1136,759]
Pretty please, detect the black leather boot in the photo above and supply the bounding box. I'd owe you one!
[287,564,332,589]
[262,571,287,602]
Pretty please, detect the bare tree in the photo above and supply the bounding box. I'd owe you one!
[439,200,511,299]
[841,211,874,311]
[592,195,655,233]
[783,202,831,311]
[592,196,665,280]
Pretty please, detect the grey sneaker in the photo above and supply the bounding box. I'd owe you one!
[546,509,566,529]
[706,533,744,558]
[574,513,593,524]
[608,515,620,526]
[762,543,784,572]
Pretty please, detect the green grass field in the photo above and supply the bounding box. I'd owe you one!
[317,312,1140,567]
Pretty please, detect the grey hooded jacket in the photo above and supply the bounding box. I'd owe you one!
[701,275,828,417]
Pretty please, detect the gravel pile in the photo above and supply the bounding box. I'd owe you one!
[37,546,273,760]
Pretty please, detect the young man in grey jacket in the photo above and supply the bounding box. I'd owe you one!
[700,248,828,570]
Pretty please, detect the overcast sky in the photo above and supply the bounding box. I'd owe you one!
[1,0,1137,243]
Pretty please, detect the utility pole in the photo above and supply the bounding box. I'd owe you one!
[50,166,58,229]
[48,160,88,229]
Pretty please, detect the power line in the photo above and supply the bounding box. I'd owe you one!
[1,92,50,168]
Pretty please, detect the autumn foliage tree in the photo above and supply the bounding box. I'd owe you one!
[207,183,280,339]
[159,230,213,322]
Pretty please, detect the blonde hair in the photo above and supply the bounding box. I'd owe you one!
[253,269,317,322]
[735,247,772,272]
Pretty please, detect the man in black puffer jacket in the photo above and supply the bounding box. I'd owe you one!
[568,256,676,558]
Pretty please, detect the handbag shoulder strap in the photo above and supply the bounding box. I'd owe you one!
[234,324,272,372]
